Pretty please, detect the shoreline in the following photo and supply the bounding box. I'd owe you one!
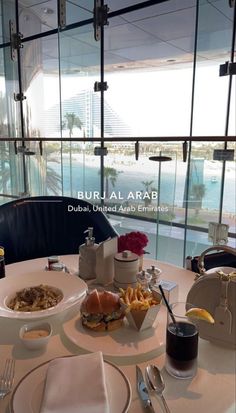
[50,153,235,177]
[48,153,236,217]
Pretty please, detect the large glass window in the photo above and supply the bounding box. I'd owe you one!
[104,1,196,137]
[0,0,235,265]
[193,0,234,135]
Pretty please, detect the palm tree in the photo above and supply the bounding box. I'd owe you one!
[46,165,62,195]
[64,113,83,138]
[28,155,61,195]
[141,180,158,207]
[63,113,83,195]
[103,167,120,199]
[191,184,206,216]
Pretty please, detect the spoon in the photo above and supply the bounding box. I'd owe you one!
[145,365,171,413]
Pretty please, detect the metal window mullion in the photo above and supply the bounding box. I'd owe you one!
[14,0,28,196]
[182,0,199,266]
[58,0,66,29]
[107,0,169,19]
[99,0,105,206]
[0,136,235,142]
[219,1,236,222]
[57,26,64,197]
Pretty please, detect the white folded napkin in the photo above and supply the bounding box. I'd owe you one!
[40,352,109,413]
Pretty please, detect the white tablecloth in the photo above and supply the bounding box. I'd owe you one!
[0,255,235,413]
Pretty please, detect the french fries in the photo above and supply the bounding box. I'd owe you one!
[119,284,160,312]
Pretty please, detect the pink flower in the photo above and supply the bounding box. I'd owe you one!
[118,231,148,256]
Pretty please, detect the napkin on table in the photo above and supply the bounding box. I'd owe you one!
[40,352,109,413]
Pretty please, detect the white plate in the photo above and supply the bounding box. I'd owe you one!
[62,305,166,357]
[10,359,131,413]
[0,271,87,319]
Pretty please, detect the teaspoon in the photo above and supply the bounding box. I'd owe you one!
[145,365,171,413]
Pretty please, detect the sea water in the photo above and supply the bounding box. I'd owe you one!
[49,160,235,213]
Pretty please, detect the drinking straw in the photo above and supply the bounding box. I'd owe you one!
[159,284,177,326]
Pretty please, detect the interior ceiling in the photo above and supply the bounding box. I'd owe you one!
[13,1,236,72]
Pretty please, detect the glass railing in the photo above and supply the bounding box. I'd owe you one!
[0,137,235,267]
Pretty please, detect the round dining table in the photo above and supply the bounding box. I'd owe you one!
[0,255,235,413]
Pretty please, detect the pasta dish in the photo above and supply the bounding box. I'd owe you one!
[8,284,63,312]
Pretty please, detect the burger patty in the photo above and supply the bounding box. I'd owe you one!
[81,308,124,324]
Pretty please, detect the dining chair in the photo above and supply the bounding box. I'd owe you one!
[0,196,118,264]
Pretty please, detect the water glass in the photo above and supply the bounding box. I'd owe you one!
[165,302,198,379]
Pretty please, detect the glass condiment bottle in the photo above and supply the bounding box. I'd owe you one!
[146,265,162,288]
[137,269,152,291]
[79,227,99,280]
[47,255,59,270]
[50,262,65,272]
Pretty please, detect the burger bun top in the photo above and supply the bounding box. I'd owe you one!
[81,289,120,314]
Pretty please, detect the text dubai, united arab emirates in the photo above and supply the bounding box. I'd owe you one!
[67,191,169,213]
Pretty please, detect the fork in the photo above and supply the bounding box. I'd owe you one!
[0,359,15,399]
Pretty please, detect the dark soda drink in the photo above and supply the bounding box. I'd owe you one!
[166,321,198,378]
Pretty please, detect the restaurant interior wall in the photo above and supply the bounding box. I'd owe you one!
[0,0,235,267]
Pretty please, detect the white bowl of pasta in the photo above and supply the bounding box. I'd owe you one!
[0,271,87,319]
[7,284,63,312]
[19,321,52,350]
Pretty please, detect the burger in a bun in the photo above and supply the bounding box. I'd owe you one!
[80,289,125,331]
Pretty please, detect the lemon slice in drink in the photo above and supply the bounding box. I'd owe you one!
[185,308,215,324]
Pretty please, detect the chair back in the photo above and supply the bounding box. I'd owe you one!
[0,196,118,264]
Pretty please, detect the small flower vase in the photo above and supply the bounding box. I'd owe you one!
[138,254,144,271]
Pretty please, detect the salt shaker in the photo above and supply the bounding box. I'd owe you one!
[137,270,152,291]
[146,265,162,287]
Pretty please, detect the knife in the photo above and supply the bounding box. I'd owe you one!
[136,365,156,413]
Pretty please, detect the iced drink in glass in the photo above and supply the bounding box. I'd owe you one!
[165,302,198,379]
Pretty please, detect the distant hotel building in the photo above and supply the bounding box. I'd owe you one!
[43,90,132,138]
